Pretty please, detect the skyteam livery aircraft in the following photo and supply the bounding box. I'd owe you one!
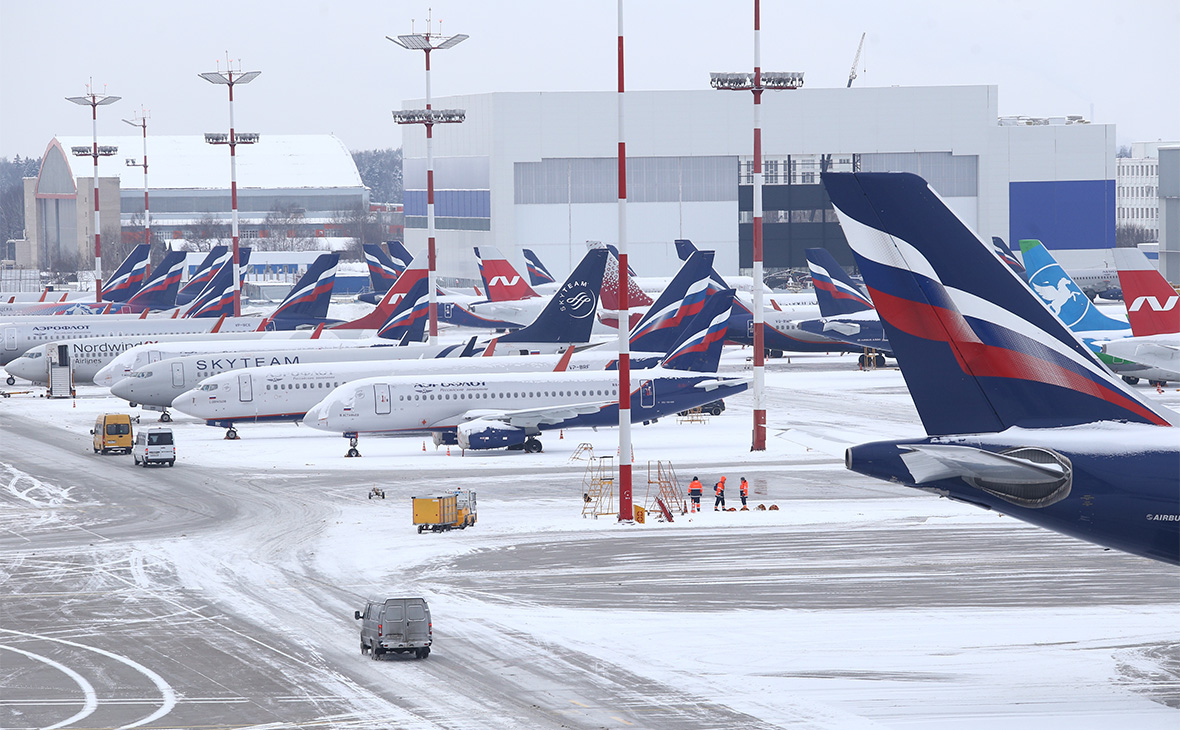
[823,170,1179,565]
[301,289,745,455]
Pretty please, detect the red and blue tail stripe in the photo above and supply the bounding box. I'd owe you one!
[101,244,151,302]
[805,247,874,315]
[271,253,338,321]
[660,288,735,373]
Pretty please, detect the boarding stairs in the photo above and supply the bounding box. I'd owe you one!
[645,460,685,520]
[581,456,615,518]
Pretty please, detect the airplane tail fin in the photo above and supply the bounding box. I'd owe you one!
[629,251,715,354]
[334,250,428,330]
[101,244,151,302]
[1020,239,1130,334]
[498,248,608,344]
[522,249,557,285]
[363,243,403,294]
[805,247,875,316]
[184,248,252,318]
[659,288,736,372]
[598,246,654,328]
[385,241,413,270]
[991,237,1026,277]
[674,239,730,292]
[122,248,187,311]
[375,277,429,342]
[269,253,339,323]
[1114,248,1180,336]
[175,246,229,306]
[476,245,539,301]
[822,171,1175,434]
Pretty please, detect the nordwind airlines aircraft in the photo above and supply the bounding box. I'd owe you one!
[823,171,1179,565]
[1098,247,1180,384]
[300,288,745,456]
[168,268,735,439]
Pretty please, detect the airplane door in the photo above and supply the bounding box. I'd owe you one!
[148,350,162,364]
[238,373,253,403]
[171,361,185,388]
[746,316,754,339]
[441,302,453,321]
[640,379,655,408]
[3,327,15,352]
[374,383,391,415]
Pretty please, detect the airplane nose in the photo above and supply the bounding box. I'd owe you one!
[93,363,117,387]
[5,358,39,382]
[109,378,135,401]
[171,390,203,417]
[302,402,329,429]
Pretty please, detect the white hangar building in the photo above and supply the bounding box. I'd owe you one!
[400,85,1115,281]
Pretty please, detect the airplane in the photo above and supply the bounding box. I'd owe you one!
[795,247,892,366]
[167,257,732,436]
[595,245,655,331]
[175,246,229,307]
[179,247,253,319]
[523,249,557,286]
[299,286,746,456]
[357,243,407,305]
[99,244,153,303]
[476,245,541,301]
[0,246,150,317]
[1097,248,1180,385]
[990,237,1026,277]
[823,170,1178,565]
[10,248,188,317]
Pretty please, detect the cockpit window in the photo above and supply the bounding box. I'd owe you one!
[201,383,219,391]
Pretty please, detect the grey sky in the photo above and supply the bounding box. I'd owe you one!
[2,0,1177,160]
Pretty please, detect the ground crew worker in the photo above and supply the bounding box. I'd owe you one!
[739,477,749,508]
[714,475,726,510]
[688,477,703,512]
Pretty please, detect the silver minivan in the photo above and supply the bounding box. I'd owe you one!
[355,597,432,659]
[133,427,175,467]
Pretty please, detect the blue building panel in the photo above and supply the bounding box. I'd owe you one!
[404,190,491,218]
[1008,180,1115,250]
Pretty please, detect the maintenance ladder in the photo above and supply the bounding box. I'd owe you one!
[581,455,615,518]
[646,460,685,519]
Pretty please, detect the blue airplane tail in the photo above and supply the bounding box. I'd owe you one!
[376,277,429,342]
[991,237,1026,277]
[659,288,736,372]
[822,171,1174,435]
[269,253,339,324]
[363,243,403,294]
[805,247,875,316]
[184,248,252,318]
[101,244,152,302]
[629,251,715,354]
[674,239,730,292]
[522,249,556,285]
[121,249,187,311]
[385,241,412,270]
[498,248,608,344]
[1019,239,1129,334]
[175,246,229,306]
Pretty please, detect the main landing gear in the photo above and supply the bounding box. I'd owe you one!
[159,410,172,423]
[345,433,361,458]
[224,427,239,440]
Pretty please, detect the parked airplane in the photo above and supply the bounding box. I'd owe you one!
[300,287,745,455]
[168,257,732,436]
[180,248,252,318]
[99,244,153,303]
[175,246,229,307]
[796,247,892,365]
[824,170,1178,565]
[357,243,406,305]
[13,248,188,317]
[990,237,1026,277]
[1097,248,1180,384]
[476,246,540,301]
[523,248,557,286]
[0,246,150,317]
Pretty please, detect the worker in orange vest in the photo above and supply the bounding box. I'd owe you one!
[714,475,726,511]
[739,477,749,509]
[688,477,703,512]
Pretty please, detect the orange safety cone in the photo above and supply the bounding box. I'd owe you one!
[446,446,451,456]
[72,400,76,408]
[422,441,426,451]
[559,429,564,439]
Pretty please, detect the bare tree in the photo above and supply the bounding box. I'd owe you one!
[261,204,317,251]
[1116,223,1153,248]
[187,215,231,252]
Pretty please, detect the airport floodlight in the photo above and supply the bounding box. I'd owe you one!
[204,132,228,144]
[392,109,466,125]
[97,145,118,156]
[125,158,137,166]
[71,146,91,156]
[235,132,260,144]
[66,96,92,105]
[761,72,804,89]
[436,33,469,49]
[390,33,431,49]
[67,81,120,302]
[123,110,151,248]
[198,72,230,84]
[710,71,803,90]
[709,72,754,90]
[198,70,260,85]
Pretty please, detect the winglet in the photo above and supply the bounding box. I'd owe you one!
[255,316,270,332]
[211,313,227,333]
[483,337,498,357]
[310,323,325,339]
[553,345,575,372]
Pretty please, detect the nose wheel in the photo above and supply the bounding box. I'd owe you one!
[345,434,361,458]
[224,427,239,440]
[159,411,172,423]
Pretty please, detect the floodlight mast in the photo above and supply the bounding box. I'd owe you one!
[710,3,803,452]
[388,13,468,345]
[66,81,120,301]
[200,58,260,317]
[123,109,151,261]
[616,0,633,523]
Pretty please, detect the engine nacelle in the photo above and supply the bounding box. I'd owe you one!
[456,419,527,451]
[432,431,459,446]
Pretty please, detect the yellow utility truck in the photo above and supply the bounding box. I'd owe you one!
[412,491,477,533]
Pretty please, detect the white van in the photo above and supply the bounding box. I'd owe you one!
[133,427,175,467]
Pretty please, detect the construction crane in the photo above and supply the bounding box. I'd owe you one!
[847,32,866,88]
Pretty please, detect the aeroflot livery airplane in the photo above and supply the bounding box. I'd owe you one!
[300,290,745,455]
[823,171,1179,565]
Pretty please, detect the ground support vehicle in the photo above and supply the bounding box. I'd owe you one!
[92,414,134,454]
[413,491,477,533]
[133,427,175,467]
[355,597,432,659]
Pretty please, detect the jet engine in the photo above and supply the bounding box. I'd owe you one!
[456,419,528,451]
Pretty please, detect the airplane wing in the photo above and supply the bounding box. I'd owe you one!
[899,444,1067,485]
[441,400,611,431]
[823,320,862,336]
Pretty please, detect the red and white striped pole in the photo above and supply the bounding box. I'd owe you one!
[228,71,243,317]
[617,0,633,522]
[424,47,438,344]
[751,0,767,451]
[124,111,150,264]
[90,103,103,302]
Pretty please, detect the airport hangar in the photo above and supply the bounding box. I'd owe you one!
[399,84,1115,282]
[16,134,373,277]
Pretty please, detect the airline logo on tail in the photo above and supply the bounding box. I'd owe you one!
[660,288,735,372]
[476,246,539,301]
[523,249,556,285]
[806,247,874,316]
[559,286,597,319]
[1114,247,1180,336]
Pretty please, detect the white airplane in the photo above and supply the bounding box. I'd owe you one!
[1098,248,1180,385]
[299,289,744,456]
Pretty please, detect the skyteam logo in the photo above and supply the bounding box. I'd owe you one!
[558,281,597,319]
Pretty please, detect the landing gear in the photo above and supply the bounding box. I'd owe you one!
[1149,380,1167,388]
[874,353,886,368]
[159,411,172,423]
[1122,376,1140,385]
[5,375,14,386]
[345,434,361,458]
[523,437,543,454]
[224,427,239,440]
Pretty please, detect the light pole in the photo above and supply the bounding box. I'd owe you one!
[711,4,803,451]
[123,109,151,261]
[616,0,633,522]
[388,17,467,345]
[66,82,120,301]
[200,60,260,317]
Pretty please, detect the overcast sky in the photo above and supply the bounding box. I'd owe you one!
[2,1,1177,160]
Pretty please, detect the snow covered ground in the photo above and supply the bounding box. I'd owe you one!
[1,350,1178,729]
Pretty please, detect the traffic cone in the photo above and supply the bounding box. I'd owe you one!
[559,429,564,439]
[72,400,76,408]
[446,446,451,456]
[422,441,426,451]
